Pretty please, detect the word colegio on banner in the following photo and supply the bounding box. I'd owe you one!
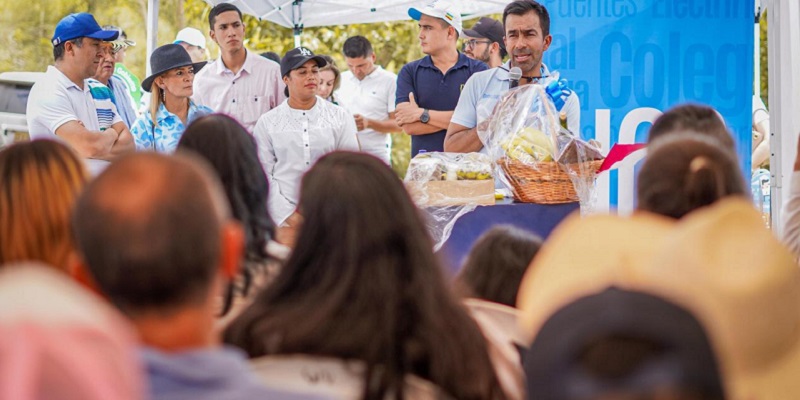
[540,0,755,211]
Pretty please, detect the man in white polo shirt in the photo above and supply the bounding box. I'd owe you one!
[336,36,399,164]
[193,3,285,132]
[27,12,135,175]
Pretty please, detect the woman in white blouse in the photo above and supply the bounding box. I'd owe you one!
[254,47,359,230]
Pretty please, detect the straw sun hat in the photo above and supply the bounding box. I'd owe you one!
[517,198,800,399]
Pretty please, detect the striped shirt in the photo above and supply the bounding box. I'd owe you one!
[87,79,117,131]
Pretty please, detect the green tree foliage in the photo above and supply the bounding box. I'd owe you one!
[1,0,771,176]
[183,0,425,176]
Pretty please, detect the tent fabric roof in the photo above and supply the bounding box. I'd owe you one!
[205,0,507,29]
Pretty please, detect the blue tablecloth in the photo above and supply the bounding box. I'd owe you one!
[436,200,580,275]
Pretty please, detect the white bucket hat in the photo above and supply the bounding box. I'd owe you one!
[173,27,206,49]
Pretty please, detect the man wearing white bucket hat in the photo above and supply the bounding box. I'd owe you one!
[174,27,208,63]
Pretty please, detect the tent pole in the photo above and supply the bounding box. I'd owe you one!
[292,0,302,47]
[146,0,159,77]
[767,0,800,234]
[754,0,761,95]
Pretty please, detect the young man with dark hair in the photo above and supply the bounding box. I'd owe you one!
[337,35,400,164]
[396,0,488,156]
[193,3,285,132]
[27,13,134,175]
[71,153,323,400]
[445,0,580,153]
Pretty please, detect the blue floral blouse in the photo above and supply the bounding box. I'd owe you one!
[131,101,213,153]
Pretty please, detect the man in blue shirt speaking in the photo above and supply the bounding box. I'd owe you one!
[395,0,488,156]
[445,0,580,153]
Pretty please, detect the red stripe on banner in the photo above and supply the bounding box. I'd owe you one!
[598,143,647,173]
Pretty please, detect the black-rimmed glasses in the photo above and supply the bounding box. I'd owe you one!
[461,39,491,51]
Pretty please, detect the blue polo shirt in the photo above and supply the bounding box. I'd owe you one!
[396,53,487,156]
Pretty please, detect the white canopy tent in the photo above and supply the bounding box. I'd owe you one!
[205,0,508,47]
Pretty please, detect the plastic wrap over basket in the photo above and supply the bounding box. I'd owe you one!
[476,75,603,211]
[405,152,495,251]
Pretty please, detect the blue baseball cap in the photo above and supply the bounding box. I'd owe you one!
[51,13,119,46]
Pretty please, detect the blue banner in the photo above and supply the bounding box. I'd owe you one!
[541,0,754,211]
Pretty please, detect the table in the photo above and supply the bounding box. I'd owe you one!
[436,200,580,275]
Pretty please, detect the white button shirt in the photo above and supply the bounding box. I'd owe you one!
[27,65,122,175]
[337,67,397,164]
[254,97,360,225]
[193,50,286,132]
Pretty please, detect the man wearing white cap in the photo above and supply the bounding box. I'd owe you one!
[395,0,488,156]
[174,27,208,63]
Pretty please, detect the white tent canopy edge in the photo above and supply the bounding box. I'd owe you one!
[146,0,506,72]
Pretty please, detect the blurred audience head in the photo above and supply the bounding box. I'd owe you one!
[524,287,726,400]
[637,134,746,219]
[647,103,735,151]
[225,151,505,400]
[0,263,145,400]
[179,114,274,260]
[456,225,542,307]
[72,152,243,320]
[178,114,275,315]
[0,140,88,271]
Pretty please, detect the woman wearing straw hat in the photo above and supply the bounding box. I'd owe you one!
[131,44,212,153]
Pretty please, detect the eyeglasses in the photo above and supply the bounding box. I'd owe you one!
[462,39,491,50]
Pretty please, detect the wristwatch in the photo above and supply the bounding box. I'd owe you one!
[420,109,430,124]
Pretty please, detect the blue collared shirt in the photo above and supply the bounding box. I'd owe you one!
[140,346,330,400]
[108,75,138,128]
[131,100,213,153]
[451,62,581,139]
[396,53,487,156]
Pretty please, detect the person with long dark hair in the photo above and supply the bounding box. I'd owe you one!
[224,151,506,400]
[178,114,286,323]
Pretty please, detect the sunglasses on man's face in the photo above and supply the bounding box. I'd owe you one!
[462,39,491,50]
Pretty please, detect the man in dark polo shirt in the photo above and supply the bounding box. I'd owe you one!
[395,0,488,156]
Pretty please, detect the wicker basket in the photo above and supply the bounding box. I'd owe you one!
[499,158,603,204]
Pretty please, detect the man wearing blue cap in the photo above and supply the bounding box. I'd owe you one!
[27,13,135,175]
